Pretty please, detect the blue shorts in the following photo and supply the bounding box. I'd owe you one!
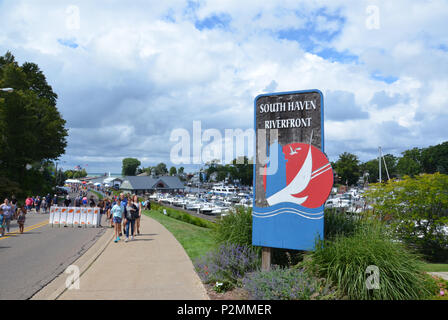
[113,217,122,224]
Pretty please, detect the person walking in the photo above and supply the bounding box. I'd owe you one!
[64,195,71,207]
[45,194,52,211]
[16,205,27,234]
[35,196,42,213]
[98,199,105,227]
[41,197,47,213]
[89,196,95,208]
[52,194,58,207]
[119,193,127,237]
[0,206,5,237]
[82,195,88,207]
[111,199,123,243]
[104,198,113,228]
[25,196,33,212]
[0,199,14,234]
[125,198,138,242]
[133,195,142,235]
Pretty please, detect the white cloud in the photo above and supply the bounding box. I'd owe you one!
[0,0,447,172]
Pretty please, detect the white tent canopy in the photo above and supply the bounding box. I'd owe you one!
[66,179,82,183]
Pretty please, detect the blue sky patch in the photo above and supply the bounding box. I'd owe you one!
[195,13,231,30]
[276,8,357,64]
[57,38,78,49]
[370,72,398,84]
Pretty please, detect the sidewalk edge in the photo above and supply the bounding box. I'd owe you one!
[30,226,114,300]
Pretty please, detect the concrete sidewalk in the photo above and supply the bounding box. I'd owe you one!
[429,272,448,281]
[39,214,209,300]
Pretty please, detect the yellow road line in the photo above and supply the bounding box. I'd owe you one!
[1,220,49,240]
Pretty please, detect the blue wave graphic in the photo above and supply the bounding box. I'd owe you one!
[253,202,324,220]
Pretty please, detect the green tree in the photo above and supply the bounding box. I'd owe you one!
[365,173,448,262]
[169,166,177,176]
[333,152,361,186]
[0,51,68,196]
[154,162,168,176]
[360,154,397,183]
[122,158,141,176]
[396,148,422,177]
[421,141,448,174]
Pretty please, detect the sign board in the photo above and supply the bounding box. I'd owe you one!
[252,90,333,251]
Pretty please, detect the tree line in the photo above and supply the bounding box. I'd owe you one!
[333,141,448,186]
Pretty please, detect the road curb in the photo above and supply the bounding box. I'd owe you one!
[30,226,114,300]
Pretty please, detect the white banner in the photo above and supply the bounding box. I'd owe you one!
[49,206,102,228]
[73,208,81,227]
[93,208,100,227]
[80,207,88,227]
[49,207,55,226]
[67,208,75,227]
[87,208,94,227]
[60,207,68,227]
[53,207,61,227]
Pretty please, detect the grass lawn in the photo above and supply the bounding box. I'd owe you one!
[89,190,104,200]
[143,209,215,261]
[423,263,448,272]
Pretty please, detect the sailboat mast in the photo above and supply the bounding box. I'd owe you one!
[379,146,382,183]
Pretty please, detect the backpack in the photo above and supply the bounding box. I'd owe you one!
[127,204,139,220]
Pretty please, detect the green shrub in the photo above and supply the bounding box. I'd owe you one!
[243,266,336,300]
[324,208,363,240]
[194,243,261,291]
[304,223,435,300]
[213,207,253,247]
[154,203,215,229]
[364,173,448,262]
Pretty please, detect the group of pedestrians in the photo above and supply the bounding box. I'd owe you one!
[0,197,27,237]
[102,193,146,243]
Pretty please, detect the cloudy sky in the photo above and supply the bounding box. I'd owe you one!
[0,0,447,174]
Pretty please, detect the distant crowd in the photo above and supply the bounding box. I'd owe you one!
[0,190,152,243]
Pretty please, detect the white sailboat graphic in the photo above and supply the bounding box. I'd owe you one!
[266,143,312,206]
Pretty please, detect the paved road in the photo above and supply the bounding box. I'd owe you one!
[0,193,106,300]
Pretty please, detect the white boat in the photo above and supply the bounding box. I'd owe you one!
[185,200,202,211]
[211,183,237,196]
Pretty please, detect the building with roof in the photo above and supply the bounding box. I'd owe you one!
[119,176,185,195]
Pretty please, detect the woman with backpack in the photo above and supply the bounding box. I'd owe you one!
[132,195,142,236]
[124,197,139,242]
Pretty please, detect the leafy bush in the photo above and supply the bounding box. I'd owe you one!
[364,173,448,262]
[324,208,363,240]
[194,243,260,290]
[304,223,435,300]
[151,203,215,229]
[213,207,253,246]
[243,266,336,300]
